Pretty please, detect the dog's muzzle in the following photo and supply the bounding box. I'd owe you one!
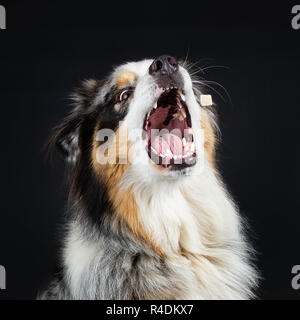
[149,55,183,89]
[143,55,196,171]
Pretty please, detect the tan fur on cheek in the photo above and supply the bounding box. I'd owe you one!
[91,127,164,256]
[114,103,121,112]
[201,109,216,167]
[116,71,136,90]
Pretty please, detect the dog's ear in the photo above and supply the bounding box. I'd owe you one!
[46,79,101,165]
[47,112,81,165]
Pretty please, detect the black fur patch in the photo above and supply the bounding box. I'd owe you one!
[47,79,131,225]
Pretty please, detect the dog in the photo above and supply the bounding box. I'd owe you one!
[39,55,258,300]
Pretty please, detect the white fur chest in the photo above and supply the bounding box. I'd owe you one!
[132,163,255,299]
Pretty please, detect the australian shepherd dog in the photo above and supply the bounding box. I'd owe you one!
[40,55,258,300]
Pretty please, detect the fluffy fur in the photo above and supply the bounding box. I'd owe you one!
[39,57,258,300]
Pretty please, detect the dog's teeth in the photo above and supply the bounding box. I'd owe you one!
[159,153,165,158]
[173,113,184,120]
[181,109,186,118]
[180,93,186,101]
[153,103,157,109]
[182,138,187,147]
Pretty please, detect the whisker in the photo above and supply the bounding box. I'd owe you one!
[184,59,232,104]
[193,79,226,102]
[202,80,232,104]
[185,58,213,73]
[183,46,190,67]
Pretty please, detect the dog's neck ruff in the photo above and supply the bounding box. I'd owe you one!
[60,160,257,300]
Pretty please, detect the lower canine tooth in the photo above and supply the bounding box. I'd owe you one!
[154,103,157,109]
[180,93,186,101]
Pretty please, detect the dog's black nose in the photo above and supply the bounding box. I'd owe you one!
[149,55,179,76]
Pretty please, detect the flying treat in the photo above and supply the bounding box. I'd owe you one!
[200,94,213,107]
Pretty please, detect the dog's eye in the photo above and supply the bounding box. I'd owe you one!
[119,89,132,102]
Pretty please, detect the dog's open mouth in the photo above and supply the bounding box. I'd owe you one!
[143,87,196,170]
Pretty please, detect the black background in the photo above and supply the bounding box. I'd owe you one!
[0,0,299,300]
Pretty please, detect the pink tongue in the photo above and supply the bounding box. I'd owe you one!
[151,133,183,156]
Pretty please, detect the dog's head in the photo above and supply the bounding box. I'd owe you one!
[50,55,216,180]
